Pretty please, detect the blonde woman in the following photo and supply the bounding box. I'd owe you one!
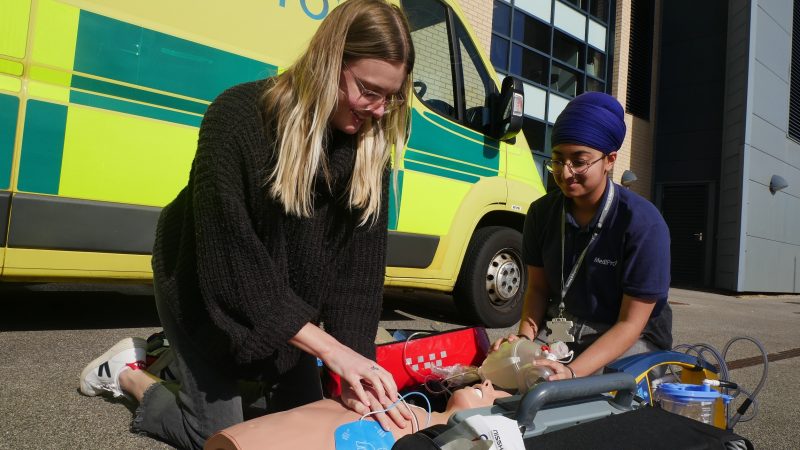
[78,0,415,448]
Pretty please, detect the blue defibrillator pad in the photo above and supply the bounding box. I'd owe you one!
[334,420,396,450]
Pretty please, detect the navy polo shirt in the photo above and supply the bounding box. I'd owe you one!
[522,178,673,349]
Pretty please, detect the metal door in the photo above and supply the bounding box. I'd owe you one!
[659,183,713,287]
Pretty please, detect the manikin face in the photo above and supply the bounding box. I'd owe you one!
[551,144,616,201]
[331,58,406,134]
[448,380,512,411]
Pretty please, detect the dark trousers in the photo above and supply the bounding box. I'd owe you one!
[131,281,323,450]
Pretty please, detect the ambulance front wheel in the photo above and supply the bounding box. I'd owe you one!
[455,226,526,328]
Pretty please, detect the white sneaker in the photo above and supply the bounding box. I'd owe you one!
[79,337,147,398]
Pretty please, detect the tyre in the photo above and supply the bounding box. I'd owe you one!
[454,226,526,328]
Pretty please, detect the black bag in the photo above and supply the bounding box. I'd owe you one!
[526,407,753,450]
[392,408,753,450]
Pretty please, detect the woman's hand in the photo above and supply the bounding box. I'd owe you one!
[490,333,526,353]
[322,345,411,429]
[533,358,577,381]
[340,379,412,431]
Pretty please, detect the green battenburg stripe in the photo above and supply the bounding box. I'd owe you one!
[423,111,494,144]
[0,93,19,190]
[407,109,500,170]
[404,160,479,184]
[71,75,208,115]
[70,91,202,128]
[74,10,277,103]
[18,100,67,194]
[388,170,404,230]
[405,149,497,177]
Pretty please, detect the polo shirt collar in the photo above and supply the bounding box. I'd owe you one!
[563,177,615,231]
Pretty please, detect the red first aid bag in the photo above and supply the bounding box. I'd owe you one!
[325,326,490,397]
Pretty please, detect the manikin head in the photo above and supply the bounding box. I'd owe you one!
[445,380,512,413]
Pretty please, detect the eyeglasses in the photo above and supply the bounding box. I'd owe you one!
[343,62,405,114]
[545,155,606,175]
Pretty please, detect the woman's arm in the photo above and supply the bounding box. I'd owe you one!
[518,266,550,340]
[491,266,550,351]
[535,294,655,379]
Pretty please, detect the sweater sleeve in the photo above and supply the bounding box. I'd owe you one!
[321,169,391,360]
[191,91,318,366]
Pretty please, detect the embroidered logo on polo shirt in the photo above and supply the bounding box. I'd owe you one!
[593,257,618,267]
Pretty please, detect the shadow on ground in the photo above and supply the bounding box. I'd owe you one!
[0,283,160,331]
[1,283,472,331]
[382,288,471,326]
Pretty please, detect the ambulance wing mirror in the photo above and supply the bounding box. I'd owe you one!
[491,76,524,141]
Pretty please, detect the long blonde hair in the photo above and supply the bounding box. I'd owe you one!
[263,0,415,225]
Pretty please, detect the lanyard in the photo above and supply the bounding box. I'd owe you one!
[558,181,616,317]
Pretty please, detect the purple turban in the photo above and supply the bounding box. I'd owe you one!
[551,92,626,154]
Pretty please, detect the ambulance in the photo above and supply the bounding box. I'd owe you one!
[0,0,545,327]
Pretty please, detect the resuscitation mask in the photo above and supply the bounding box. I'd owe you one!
[477,340,566,394]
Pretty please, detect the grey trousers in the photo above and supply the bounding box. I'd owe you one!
[131,282,323,450]
[537,311,662,376]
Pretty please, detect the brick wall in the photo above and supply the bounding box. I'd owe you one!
[457,0,493,55]
[610,0,658,201]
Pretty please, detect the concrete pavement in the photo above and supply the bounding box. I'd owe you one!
[0,284,798,449]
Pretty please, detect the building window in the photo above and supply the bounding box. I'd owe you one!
[626,0,654,120]
[789,1,800,141]
[510,44,549,85]
[491,0,614,160]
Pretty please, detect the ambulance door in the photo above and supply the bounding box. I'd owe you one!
[388,0,502,273]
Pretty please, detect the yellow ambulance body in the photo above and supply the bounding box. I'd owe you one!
[0,0,544,326]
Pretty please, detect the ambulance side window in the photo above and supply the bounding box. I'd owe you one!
[454,17,496,134]
[402,0,457,120]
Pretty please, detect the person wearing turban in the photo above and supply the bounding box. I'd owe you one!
[493,92,672,380]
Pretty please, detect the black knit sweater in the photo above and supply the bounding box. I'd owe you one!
[151,80,387,376]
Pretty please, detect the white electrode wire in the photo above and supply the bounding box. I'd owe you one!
[400,331,451,396]
[359,391,433,431]
[402,331,432,383]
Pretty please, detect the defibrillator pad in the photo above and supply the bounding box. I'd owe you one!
[334,420,396,450]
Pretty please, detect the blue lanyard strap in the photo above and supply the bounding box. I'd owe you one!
[558,181,616,316]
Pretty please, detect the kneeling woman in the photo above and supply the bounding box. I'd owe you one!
[78,1,416,448]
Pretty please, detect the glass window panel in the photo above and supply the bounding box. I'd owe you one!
[553,1,587,40]
[550,63,581,97]
[586,48,605,78]
[491,36,510,69]
[493,0,511,36]
[510,44,548,86]
[402,0,457,119]
[522,117,547,153]
[515,0,551,23]
[588,19,607,50]
[548,93,570,123]
[586,77,605,93]
[590,0,609,22]
[456,17,496,133]
[512,11,550,54]
[522,82,547,120]
[553,29,583,68]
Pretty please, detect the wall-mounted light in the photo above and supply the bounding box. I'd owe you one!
[769,174,789,194]
[621,170,638,188]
